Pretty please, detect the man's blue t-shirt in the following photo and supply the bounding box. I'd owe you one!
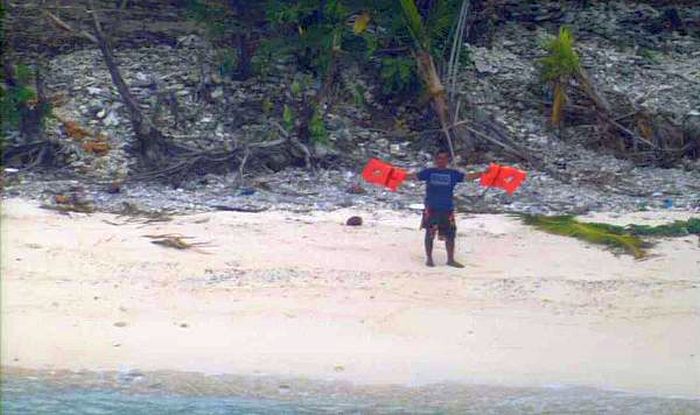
[417,168,465,211]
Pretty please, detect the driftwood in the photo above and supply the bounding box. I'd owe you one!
[209,205,269,213]
[40,203,95,214]
[143,233,212,253]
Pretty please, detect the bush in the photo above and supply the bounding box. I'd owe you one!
[379,56,418,96]
[1,64,51,138]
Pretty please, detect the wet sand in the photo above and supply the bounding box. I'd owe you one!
[1,198,698,398]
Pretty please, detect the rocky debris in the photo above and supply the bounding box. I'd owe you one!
[4,156,699,217]
[2,1,698,217]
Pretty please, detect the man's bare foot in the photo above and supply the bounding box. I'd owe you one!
[447,260,464,268]
[426,258,435,267]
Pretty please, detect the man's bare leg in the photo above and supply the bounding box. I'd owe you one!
[424,229,435,267]
[446,238,464,268]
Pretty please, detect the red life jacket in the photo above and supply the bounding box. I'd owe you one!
[497,166,527,195]
[361,158,407,192]
[480,164,501,187]
[479,163,526,195]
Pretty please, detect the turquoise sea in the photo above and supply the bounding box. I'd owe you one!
[2,371,699,414]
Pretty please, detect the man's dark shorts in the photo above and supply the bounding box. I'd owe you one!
[420,208,456,240]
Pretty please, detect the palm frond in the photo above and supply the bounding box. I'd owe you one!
[399,0,428,50]
[540,26,581,82]
[425,0,460,54]
[520,215,647,259]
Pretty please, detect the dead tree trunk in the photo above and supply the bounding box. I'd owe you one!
[88,6,169,165]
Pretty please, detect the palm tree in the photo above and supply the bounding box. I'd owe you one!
[399,0,459,154]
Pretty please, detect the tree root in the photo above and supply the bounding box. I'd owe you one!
[2,140,65,169]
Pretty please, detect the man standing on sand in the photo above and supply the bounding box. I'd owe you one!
[408,150,483,268]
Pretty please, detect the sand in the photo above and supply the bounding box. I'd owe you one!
[1,198,698,398]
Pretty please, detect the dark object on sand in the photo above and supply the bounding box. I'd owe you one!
[346,216,363,226]
[210,205,268,213]
[346,183,366,194]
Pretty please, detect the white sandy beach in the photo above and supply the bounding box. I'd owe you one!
[1,198,698,398]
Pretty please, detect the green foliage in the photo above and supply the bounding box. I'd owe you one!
[215,49,237,78]
[604,218,700,237]
[458,46,473,67]
[521,215,700,258]
[1,66,39,133]
[398,0,460,57]
[290,79,303,96]
[15,64,33,84]
[309,107,328,144]
[351,83,366,107]
[399,0,426,50]
[638,48,661,64]
[251,39,277,77]
[379,57,417,95]
[424,0,461,58]
[520,215,647,258]
[539,27,581,82]
[262,98,274,114]
[266,0,349,75]
[186,0,231,38]
[282,104,294,131]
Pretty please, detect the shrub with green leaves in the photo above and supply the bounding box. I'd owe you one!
[309,107,328,144]
[379,57,417,96]
[282,104,295,131]
[1,64,51,140]
[186,0,229,39]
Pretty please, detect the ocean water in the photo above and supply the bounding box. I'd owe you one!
[2,374,699,415]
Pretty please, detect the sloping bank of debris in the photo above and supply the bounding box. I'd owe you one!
[2,1,699,216]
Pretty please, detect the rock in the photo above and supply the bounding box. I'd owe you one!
[211,87,224,99]
[346,216,363,226]
[346,184,366,194]
[312,143,327,158]
[103,111,119,127]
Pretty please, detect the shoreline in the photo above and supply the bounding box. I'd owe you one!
[4,368,699,415]
[3,366,699,402]
[2,198,699,398]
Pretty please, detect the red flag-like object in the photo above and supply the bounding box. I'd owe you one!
[479,163,527,195]
[361,158,407,192]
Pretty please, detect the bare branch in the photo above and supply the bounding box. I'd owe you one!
[44,10,98,44]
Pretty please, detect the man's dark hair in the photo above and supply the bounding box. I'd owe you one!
[435,149,451,158]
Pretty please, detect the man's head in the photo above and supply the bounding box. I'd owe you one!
[434,150,450,169]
